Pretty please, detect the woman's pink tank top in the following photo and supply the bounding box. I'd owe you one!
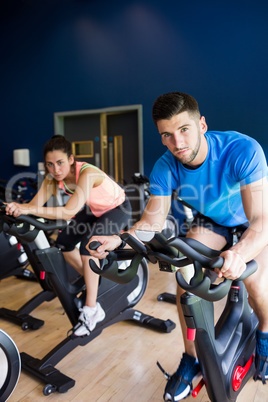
[58,162,125,217]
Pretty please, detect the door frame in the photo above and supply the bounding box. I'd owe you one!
[54,104,144,174]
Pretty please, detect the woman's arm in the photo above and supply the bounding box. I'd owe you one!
[5,167,103,220]
[5,177,53,217]
[59,166,103,219]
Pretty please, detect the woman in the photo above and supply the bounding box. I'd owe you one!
[5,135,132,336]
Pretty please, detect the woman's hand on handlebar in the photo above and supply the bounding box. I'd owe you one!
[5,202,31,217]
[86,235,122,259]
[217,249,246,279]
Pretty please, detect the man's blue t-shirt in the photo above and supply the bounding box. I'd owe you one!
[149,131,267,227]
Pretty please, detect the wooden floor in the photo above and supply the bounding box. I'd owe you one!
[0,263,268,402]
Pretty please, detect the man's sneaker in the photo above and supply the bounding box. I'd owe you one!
[73,302,105,336]
[164,353,201,401]
[254,329,268,384]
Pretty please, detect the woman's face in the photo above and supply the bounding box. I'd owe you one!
[45,150,74,181]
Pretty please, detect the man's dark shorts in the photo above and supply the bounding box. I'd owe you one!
[190,212,249,248]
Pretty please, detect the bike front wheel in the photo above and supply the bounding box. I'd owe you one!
[0,329,21,401]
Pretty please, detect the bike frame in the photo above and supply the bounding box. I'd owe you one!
[96,229,258,402]
[180,272,258,401]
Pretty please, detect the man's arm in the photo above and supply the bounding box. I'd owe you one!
[219,177,268,278]
[87,194,172,258]
[128,194,171,236]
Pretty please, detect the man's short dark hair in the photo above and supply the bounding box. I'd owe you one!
[152,92,201,126]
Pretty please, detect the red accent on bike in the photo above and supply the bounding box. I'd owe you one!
[187,328,196,341]
[192,378,205,397]
[40,271,45,280]
[17,243,21,250]
[232,355,254,391]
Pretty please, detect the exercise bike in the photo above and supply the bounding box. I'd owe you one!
[0,205,59,330]
[89,230,258,402]
[0,210,175,396]
[0,329,21,401]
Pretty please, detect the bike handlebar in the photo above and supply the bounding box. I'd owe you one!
[0,203,67,241]
[88,241,144,285]
[2,201,257,302]
[88,230,258,302]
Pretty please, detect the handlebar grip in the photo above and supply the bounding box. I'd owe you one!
[89,251,144,285]
[208,256,258,281]
[208,256,224,270]
[238,259,258,280]
[88,241,102,251]
[1,212,67,231]
[121,232,147,255]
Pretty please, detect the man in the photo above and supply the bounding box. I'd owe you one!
[88,92,268,401]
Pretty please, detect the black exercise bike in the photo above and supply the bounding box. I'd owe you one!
[0,209,175,396]
[89,229,259,402]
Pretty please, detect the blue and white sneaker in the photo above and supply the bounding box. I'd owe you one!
[163,353,201,401]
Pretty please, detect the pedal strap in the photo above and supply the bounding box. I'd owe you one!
[67,320,91,337]
[157,361,192,402]
[164,373,192,401]
[157,361,170,380]
[170,373,192,388]
[254,354,268,384]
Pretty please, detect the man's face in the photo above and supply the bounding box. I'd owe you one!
[157,111,207,167]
